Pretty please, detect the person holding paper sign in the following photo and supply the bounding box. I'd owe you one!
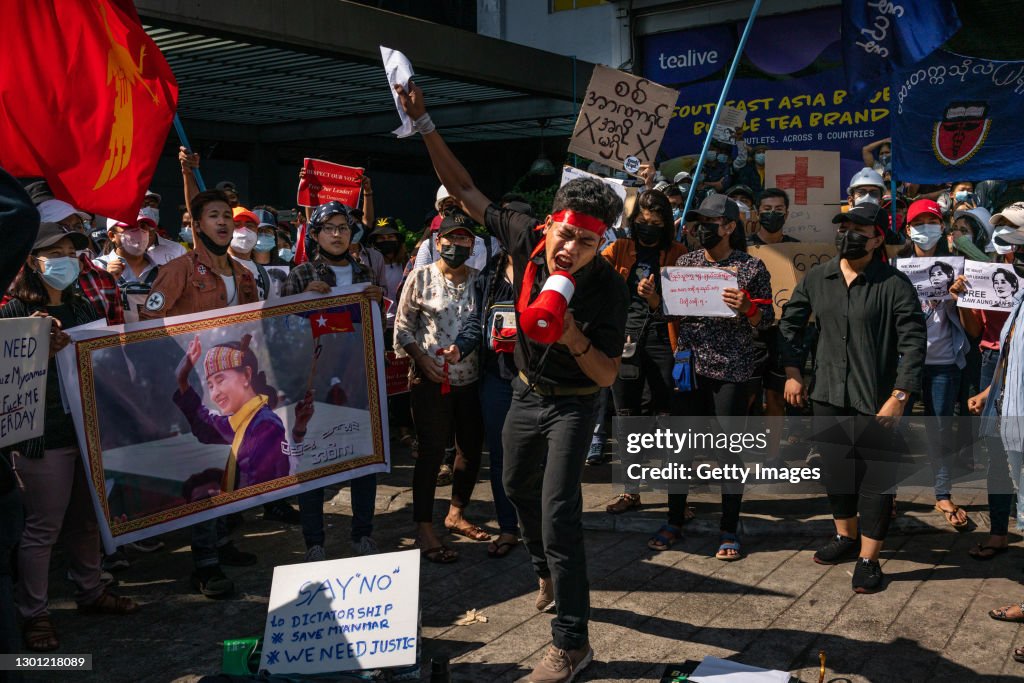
[2,223,139,652]
[779,204,926,594]
[666,194,774,560]
[396,80,627,682]
[897,200,980,530]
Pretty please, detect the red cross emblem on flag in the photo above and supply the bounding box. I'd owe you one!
[776,156,825,205]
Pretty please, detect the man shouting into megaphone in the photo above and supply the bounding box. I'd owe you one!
[397,82,628,683]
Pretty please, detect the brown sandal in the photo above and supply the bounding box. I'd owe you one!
[78,589,139,615]
[445,521,491,541]
[422,545,459,564]
[23,616,59,652]
[935,503,970,530]
[606,493,641,514]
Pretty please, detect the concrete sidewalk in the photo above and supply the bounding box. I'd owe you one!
[22,441,1024,682]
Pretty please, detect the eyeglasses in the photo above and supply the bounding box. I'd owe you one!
[319,224,350,236]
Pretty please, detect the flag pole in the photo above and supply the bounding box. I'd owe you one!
[890,173,898,243]
[681,0,762,219]
[173,114,206,192]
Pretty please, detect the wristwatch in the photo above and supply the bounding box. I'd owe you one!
[891,389,909,402]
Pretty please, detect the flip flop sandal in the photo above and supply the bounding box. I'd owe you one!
[969,543,1009,561]
[606,493,641,514]
[935,504,970,530]
[446,523,491,541]
[422,545,459,564]
[487,539,520,558]
[989,602,1024,622]
[78,590,139,615]
[23,616,59,652]
[1014,647,1024,664]
[716,533,743,561]
[647,524,683,552]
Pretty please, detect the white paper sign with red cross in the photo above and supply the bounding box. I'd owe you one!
[763,150,841,241]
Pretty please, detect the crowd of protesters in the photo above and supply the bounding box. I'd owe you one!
[3,86,1024,679]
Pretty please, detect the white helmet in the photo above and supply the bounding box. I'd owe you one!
[435,185,451,212]
[847,167,885,195]
[673,171,692,185]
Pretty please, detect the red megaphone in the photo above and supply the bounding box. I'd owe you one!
[520,271,575,344]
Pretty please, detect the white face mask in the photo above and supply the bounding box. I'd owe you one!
[994,227,1017,255]
[120,228,148,256]
[909,223,943,250]
[231,227,257,253]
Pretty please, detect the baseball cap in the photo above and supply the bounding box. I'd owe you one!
[991,202,1024,229]
[33,222,89,251]
[216,181,238,193]
[253,209,277,228]
[832,204,885,226]
[138,207,160,225]
[145,189,162,203]
[685,194,741,224]
[37,199,90,223]
[725,184,755,204]
[135,212,158,229]
[370,217,400,237]
[232,206,259,226]
[438,211,478,238]
[906,199,943,224]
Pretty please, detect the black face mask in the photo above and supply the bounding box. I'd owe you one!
[633,222,663,246]
[759,212,786,234]
[696,222,723,250]
[375,241,399,255]
[198,230,229,256]
[440,244,472,268]
[835,229,872,260]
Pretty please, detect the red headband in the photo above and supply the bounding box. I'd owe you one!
[550,209,606,235]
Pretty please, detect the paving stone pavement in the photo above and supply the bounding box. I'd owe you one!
[18,445,1024,682]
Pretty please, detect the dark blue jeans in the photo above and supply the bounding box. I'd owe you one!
[298,474,377,548]
[905,364,961,500]
[479,370,519,536]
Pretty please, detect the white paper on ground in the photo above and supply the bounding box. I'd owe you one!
[381,46,416,138]
[690,656,791,682]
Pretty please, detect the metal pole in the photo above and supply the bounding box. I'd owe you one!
[173,114,206,192]
[681,0,762,218]
[889,173,898,242]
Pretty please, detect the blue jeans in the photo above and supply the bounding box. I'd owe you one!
[298,474,377,548]
[906,364,961,500]
[479,370,520,536]
[191,517,228,569]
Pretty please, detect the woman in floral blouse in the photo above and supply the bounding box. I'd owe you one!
[661,195,774,559]
[395,211,487,563]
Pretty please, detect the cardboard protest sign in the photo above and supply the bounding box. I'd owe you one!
[0,317,50,448]
[560,165,635,229]
[747,243,836,319]
[297,159,363,208]
[57,287,390,552]
[958,261,1021,312]
[260,550,420,674]
[660,267,738,317]
[568,65,679,170]
[894,256,964,301]
[764,150,840,241]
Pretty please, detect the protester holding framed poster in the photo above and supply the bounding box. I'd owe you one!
[665,194,774,561]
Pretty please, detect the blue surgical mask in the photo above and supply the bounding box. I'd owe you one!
[754,152,765,165]
[254,234,276,252]
[180,227,193,243]
[672,207,684,221]
[954,190,970,202]
[278,248,294,262]
[38,256,81,291]
[716,153,729,164]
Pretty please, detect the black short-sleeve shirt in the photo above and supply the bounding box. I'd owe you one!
[484,204,629,388]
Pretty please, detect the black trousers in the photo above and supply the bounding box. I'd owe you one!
[811,401,896,541]
[611,324,676,416]
[667,375,748,532]
[502,376,599,651]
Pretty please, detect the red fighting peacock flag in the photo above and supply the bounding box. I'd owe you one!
[0,0,178,223]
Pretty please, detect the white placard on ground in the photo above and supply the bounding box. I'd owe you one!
[260,549,420,675]
[660,266,738,317]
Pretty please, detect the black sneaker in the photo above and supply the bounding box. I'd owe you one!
[263,501,301,524]
[191,566,234,599]
[852,558,885,594]
[813,534,859,565]
[217,541,258,567]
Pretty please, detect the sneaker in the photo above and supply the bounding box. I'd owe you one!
[353,536,379,556]
[217,541,258,567]
[813,534,859,565]
[527,643,594,683]
[191,566,234,599]
[585,440,606,466]
[263,501,302,524]
[305,544,327,563]
[436,464,453,487]
[102,551,130,572]
[125,538,165,553]
[535,576,555,612]
[852,558,885,594]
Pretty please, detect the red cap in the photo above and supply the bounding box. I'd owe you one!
[906,199,942,224]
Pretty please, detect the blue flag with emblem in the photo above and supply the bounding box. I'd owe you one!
[891,50,1024,183]
[842,0,960,97]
